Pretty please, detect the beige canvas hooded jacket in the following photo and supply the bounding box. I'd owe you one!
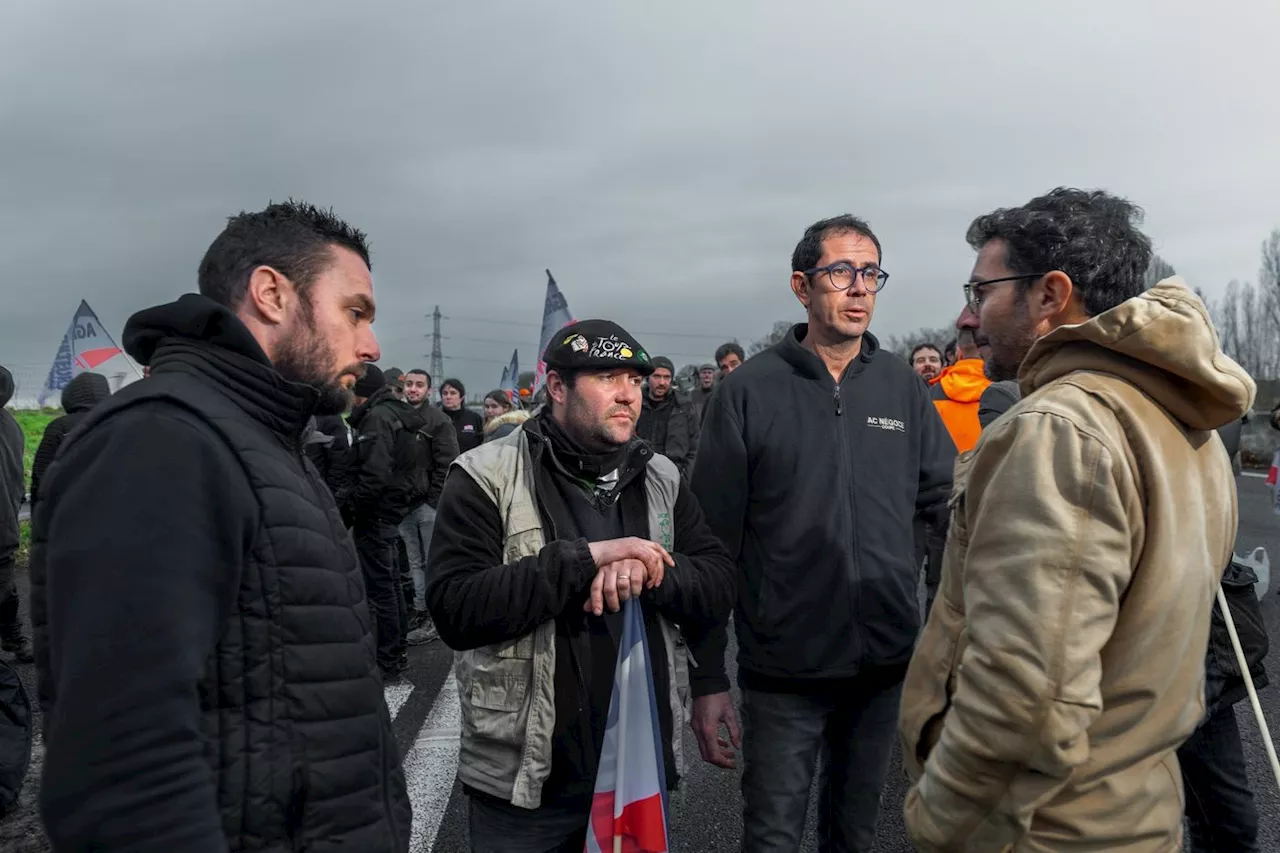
[899,279,1256,852]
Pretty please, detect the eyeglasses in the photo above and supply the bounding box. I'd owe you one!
[963,273,1050,312]
[805,262,890,293]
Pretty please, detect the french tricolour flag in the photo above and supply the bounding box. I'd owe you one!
[585,598,670,853]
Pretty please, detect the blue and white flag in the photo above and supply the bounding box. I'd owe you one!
[501,349,519,394]
[534,270,573,390]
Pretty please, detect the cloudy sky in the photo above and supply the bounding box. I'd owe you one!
[2,0,1278,399]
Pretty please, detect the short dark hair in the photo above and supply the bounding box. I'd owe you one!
[944,339,958,362]
[406,369,431,387]
[198,199,371,309]
[910,343,941,362]
[791,214,883,274]
[966,188,1152,317]
[548,368,584,390]
[714,342,746,365]
[439,378,466,398]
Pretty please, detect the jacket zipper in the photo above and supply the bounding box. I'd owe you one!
[832,377,861,663]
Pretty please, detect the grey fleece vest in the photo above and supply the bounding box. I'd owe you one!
[453,428,685,809]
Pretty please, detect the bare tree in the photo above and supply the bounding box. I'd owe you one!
[1259,229,1280,333]
[884,326,955,361]
[1144,254,1177,289]
[750,321,792,355]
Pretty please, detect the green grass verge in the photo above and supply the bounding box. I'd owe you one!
[14,409,59,485]
[11,409,57,567]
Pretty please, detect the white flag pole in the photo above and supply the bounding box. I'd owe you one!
[1217,584,1280,791]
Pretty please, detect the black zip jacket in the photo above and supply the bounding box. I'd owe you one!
[688,325,956,695]
[348,388,418,523]
[444,405,485,454]
[425,418,734,800]
[409,404,459,509]
[637,390,698,476]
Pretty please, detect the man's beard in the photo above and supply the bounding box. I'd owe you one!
[566,395,633,452]
[274,314,358,416]
[983,299,1038,383]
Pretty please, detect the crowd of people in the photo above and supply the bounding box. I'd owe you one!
[0,188,1275,852]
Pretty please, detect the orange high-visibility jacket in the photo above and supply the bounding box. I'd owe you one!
[929,359,991,452]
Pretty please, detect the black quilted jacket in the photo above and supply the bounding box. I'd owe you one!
[30,294,410,852]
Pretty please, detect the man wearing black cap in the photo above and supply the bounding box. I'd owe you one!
[426,319,735,851]
[349,362,421,678]
[636,355,700,476]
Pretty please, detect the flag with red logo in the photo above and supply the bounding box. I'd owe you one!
[585,598,669,853]
[39,300,131,406]
[534,269,574,391]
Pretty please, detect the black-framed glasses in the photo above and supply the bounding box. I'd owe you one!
[963,273,1050,312]
[805,262,890,293]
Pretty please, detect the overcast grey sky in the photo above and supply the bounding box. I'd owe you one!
[3,0,1278,398]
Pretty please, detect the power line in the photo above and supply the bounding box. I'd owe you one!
[440,313,738,343]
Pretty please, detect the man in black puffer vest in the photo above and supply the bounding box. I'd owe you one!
[30,201,411,852]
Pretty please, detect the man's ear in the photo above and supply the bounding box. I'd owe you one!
[790,271,811,309]
[1028,270,1079,323]
[546,372,568,406]
[244,265,292,326]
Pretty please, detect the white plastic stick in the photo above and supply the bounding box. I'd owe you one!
[1217,584,1280,792]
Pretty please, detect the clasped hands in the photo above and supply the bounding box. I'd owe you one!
[583,537,673,616]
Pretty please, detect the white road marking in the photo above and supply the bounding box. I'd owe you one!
[385,682,415,721]
[1242,470,1267,479]
[403,672,460,852]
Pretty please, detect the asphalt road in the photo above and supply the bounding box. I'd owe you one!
[3,474,1279,851]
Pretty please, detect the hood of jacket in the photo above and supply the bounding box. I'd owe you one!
[0,366,12,408]
[1019,277,1256,431]
[61,371,112,414]
[122,293,321,439]
[484,409,532,436]
[932,358,989,404]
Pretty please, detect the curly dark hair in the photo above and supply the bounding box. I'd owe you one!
[791,214,882,274]
[198,199,371,309]
[966,188,1152,317]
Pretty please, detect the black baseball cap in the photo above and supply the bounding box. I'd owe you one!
[542,319,654,376]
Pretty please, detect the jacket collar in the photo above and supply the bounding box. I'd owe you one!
[522,414,653,491]
[123,293,320,440]
[776,323,880,383]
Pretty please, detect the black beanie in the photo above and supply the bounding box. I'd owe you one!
[354,363,385,398]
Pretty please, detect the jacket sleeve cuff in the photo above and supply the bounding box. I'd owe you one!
[567,537,596,587]
[689,672,731,698]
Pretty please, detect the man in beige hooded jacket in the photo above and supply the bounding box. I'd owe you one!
[899,188,1257,852]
